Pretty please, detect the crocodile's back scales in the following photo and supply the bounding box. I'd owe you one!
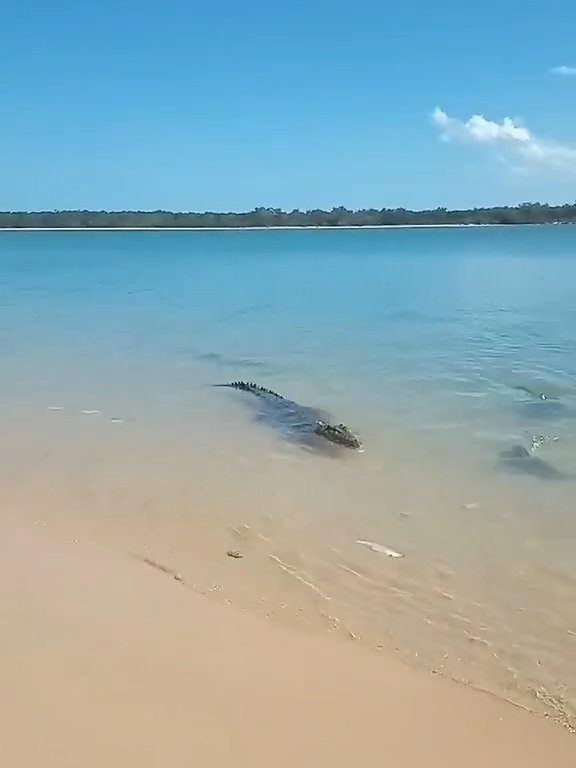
[214,381,362,452]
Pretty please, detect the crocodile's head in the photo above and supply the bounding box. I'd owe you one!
[314,421,363,450]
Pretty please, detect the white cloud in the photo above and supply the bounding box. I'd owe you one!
[431,106,450,127]
[551,65,576,76]
[432,108,530,143]
[431,107,576,172]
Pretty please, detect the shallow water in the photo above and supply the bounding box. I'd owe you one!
[1,227,576,726]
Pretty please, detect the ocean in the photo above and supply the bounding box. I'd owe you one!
[1,226,575,726]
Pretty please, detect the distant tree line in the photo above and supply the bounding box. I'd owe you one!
[1,203,576,228]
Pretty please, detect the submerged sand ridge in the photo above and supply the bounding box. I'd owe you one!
[1,515,575,767]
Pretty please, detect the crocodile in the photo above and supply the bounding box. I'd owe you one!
[514,386,571,422]
[214,381,362,452]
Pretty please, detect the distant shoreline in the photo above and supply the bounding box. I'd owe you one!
[0,223,568,232]
[3,203,575,229]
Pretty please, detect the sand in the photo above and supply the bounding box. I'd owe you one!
[1,516,574,767]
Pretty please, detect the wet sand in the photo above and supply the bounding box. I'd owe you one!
[1,515,574,767]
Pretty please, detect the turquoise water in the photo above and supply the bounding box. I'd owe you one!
[1,227,576,725]
[3,227,576,429]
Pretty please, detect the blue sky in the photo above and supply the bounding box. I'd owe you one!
[2,0,576,211]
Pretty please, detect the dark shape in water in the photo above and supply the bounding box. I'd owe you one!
[513,385,570,422]
[499,444,565,480]
[193,349,270,372]
[514,385,553,401]
[214,381,363,453]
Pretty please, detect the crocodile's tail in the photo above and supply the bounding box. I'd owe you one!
[213,381,284,399]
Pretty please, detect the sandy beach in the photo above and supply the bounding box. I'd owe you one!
[1,514,574,768]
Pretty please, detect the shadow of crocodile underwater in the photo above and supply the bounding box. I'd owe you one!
[498,444,567,480]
